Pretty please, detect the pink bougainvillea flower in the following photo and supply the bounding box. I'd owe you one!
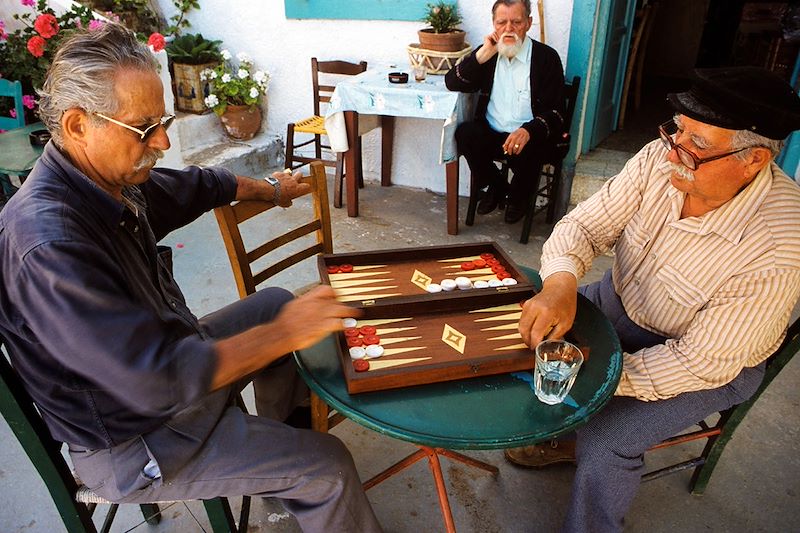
[27,35,46,57]
[0,20,7,41]
[22,95,35,109]
[34,13,59,39]
[88,19,105,31]
[147,32,166,52]
[9,109,16,118]
[21,0,35,7]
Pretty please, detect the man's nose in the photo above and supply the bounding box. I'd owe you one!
[148,126,171,151]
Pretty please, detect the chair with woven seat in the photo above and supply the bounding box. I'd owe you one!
[464,76,582,244]
[214,161,344,432]
[0,342,249,532]
[643,315,800,494]
[284,58,367,209]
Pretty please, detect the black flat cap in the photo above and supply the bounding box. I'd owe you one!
[667,66,800,140]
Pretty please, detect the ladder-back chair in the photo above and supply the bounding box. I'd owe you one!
[214,161,343,432]
[643,316,800,494]
[0,79,25,131]
[284,58,368,208]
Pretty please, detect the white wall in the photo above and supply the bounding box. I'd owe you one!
[156,0,574,194]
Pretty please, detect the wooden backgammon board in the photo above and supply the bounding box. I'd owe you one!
[318,242,544,394]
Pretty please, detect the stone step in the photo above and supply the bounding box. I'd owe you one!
[569,148,632,205]
[174,111,284,177]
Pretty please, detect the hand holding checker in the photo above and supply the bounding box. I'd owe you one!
[518,272,578,349]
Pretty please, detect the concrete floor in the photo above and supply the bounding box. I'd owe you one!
[2,172,799,532]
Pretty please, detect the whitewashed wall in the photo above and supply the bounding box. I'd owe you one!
[156,0,574,194]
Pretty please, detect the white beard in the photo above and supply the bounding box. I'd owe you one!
[669,162,695,182]
[497,33,523,58]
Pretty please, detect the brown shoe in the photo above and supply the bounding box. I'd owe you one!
[504,440,576,468]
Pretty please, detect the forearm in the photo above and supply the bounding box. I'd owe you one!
[210,321,295,390]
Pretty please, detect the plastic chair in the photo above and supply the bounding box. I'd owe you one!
[0,343,249,532]
[464,76,582,244]
[643,316,800,494]
[284,58,367,208]
[0,79,25,131]
[214,161,343,432]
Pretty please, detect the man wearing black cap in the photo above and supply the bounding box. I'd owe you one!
[509,66,800,532]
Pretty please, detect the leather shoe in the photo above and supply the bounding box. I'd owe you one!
[504,440,576,468]
[504,202,527,224]
[477,188,504,215]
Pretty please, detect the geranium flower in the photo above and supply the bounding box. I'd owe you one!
[88,19,105,31]
[21,0,35,7]
[0,20,7,41]
[249,87,259,99]
[253,70,267,84]
[221,73,231,83]
[147,32,166,53]
[236,52,251,63]
[204,94,219,108]
[9,109,16,118]
[221,49,232,60]
[34,13,58,39]
[237,68,249,80]
[22,95,35,109]
[27,35,46,57]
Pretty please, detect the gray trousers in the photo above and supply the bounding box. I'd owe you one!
[562,271,764,533]
[70,288,382,533]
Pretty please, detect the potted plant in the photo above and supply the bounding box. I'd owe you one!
[418,1,465,52]
[202,50,270,140]
[166,32,222,113]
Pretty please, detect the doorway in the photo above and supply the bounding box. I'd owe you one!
[597,0,800,155]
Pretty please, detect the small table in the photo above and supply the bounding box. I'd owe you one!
[324,68,474,235]
[295,267,622,532]
[0,123,46,179]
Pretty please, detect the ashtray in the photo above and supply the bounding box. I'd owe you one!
[388,72,409,84]
[29,129,51,146]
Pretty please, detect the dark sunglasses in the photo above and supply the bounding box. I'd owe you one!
[93,112,175,142]
[658,120,749,171]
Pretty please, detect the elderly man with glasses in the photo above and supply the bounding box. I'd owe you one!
[506,66,800,532]
[0,24,382,532]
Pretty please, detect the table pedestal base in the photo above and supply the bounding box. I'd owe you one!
[363,446,498,533]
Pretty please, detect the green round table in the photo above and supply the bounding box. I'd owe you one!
[294,267,622,531]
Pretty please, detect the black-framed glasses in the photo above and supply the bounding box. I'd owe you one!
[658,120,748,171]
[93,112,175,142]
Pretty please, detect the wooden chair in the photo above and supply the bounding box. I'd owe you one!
[284,58,368,209]
[0,343,249,532]
[464,76,582,244]
[643,316,800,494]
[214,161,344,432]
[0,79,25,131]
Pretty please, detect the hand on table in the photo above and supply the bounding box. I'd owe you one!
[503,128,530,156]
[519,272,578,349]
[275,285,361,351]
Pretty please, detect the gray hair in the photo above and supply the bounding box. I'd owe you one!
[731,129,784,160]
[37,23,158,148]
[492,0,532,18]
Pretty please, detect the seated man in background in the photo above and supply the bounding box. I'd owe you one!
[0,24,382,532]
[445,0,565,224]
[510,66,800,532]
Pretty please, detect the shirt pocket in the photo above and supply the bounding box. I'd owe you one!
[514,87,532,122]
[654,263,708,333]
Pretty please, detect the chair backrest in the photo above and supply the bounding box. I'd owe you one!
[0,343,96,530]
[311,58,368,117]
[214,161,334,298]
[0,79,26,131]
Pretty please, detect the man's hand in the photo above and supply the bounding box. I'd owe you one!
[270,169,311,208]
[273,285,360,351]
[503,128,531,156]
[519,272,578,349]
[476,31,500,64]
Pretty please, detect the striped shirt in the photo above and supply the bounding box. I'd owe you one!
[540,139,800,401]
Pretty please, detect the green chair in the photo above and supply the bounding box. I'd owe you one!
[0,79,26,131]
[0,344,251,532]
[643,316,800,493]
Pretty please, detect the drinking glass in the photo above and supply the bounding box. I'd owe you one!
[534,339,584,405]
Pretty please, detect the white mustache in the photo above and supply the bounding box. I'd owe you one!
[669,162,695,182]
[133,149,164,172]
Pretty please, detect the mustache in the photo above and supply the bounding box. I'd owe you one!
[133,149,164,172]
[669,162,695,182]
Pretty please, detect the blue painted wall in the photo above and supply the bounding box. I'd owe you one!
[285,0,447,21]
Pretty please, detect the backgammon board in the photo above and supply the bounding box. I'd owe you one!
[318,242,553,394]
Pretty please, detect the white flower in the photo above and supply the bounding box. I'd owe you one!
[253,70,268,84]
[237,68,249,80]
[236,52,251,63]
[205,94,219,107]
[209,70,218,79]
[221,49,232,60]
[249,87,260,99]
[221,73,232,83]
[199,68,213,81]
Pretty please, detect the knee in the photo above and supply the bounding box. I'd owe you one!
[455,121,482,149]
[575,425,645,471]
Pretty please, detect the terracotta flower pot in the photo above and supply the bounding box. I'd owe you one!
[219,104,262,140]
[417,29,466,52]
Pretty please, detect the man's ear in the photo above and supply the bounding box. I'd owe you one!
[61,108,90,147]
[744,146,773,178]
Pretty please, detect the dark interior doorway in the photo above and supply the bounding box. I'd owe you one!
[598,0,800,154]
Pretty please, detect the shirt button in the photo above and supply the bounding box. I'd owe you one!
[133,226,139,233]
[634,278,641,286]
[171,301,177,308]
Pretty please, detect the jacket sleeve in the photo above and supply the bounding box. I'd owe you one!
[520,43,566,144]
[445,46,493,93]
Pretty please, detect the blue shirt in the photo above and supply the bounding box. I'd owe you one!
[486,36,534,133]
[0,142,237,449]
